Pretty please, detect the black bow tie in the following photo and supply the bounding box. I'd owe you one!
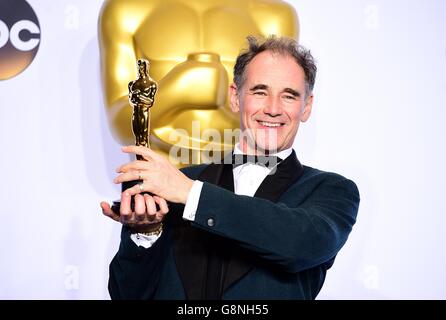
[232,154,283,168]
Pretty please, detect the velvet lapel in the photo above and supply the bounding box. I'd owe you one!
[173,151,304,299]
[172,163,230,299]
[253,150,303,201]
[222,150,304,291]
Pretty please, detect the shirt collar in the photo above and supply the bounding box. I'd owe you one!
[233,143,293,161]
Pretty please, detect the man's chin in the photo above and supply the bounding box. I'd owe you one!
[250,141,281,155]
[240,129,286,154]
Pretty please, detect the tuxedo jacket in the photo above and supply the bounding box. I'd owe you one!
[108,151,360,300]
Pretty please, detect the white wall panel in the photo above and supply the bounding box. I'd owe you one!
[0,0,444,299]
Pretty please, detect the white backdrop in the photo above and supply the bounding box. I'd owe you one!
[0,0,445,299]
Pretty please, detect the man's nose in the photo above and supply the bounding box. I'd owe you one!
[263,96,282,116]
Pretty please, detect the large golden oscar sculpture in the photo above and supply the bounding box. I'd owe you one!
[98,0,299,165]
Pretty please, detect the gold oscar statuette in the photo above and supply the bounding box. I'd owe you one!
[129,59,158,153]
[112,59,158,214]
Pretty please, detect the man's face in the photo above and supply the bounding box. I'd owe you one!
[229,51,313,154]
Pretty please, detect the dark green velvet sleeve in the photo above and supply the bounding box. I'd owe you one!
[108,225,172,299]
[192,175,360,273]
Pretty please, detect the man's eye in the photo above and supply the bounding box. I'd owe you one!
[253,91,266,96]
[283,95,296,100]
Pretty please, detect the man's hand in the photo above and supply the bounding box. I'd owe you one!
[113,145,194,204]
[101,192,169,230]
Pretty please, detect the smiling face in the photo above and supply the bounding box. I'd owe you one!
[229,50,313,155]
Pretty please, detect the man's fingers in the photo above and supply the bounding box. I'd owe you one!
[116,160,147,173]
[102,194,168,226]
[113,171,142,184]
[100,201,120,222]
[120,192,132,221]
[122,145,158,161]
[153,196,169,221]
[153,196,169,214]
[134,194,146,220]
[124,183,148,197]
[144,194,157,221]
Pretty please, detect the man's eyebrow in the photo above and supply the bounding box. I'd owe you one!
[249,84,269,91]
[283,88,301,97]
[248,85,302,97]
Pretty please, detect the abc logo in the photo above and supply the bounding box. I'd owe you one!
[0,0,41,80]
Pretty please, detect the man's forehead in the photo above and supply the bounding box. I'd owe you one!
[245,51,305,89]
[244,72,304,92]
[245,52,304,80]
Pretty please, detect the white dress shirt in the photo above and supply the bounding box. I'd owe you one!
[131,143,293,248]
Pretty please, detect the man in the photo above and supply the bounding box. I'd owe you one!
[100,36,360,300]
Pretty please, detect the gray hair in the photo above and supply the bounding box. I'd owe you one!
[233,35,317,98]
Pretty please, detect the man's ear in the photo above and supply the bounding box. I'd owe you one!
[229,84,240,113]
[301,94,313,122]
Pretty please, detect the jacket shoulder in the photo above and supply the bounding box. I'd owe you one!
[299,166,360,198]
